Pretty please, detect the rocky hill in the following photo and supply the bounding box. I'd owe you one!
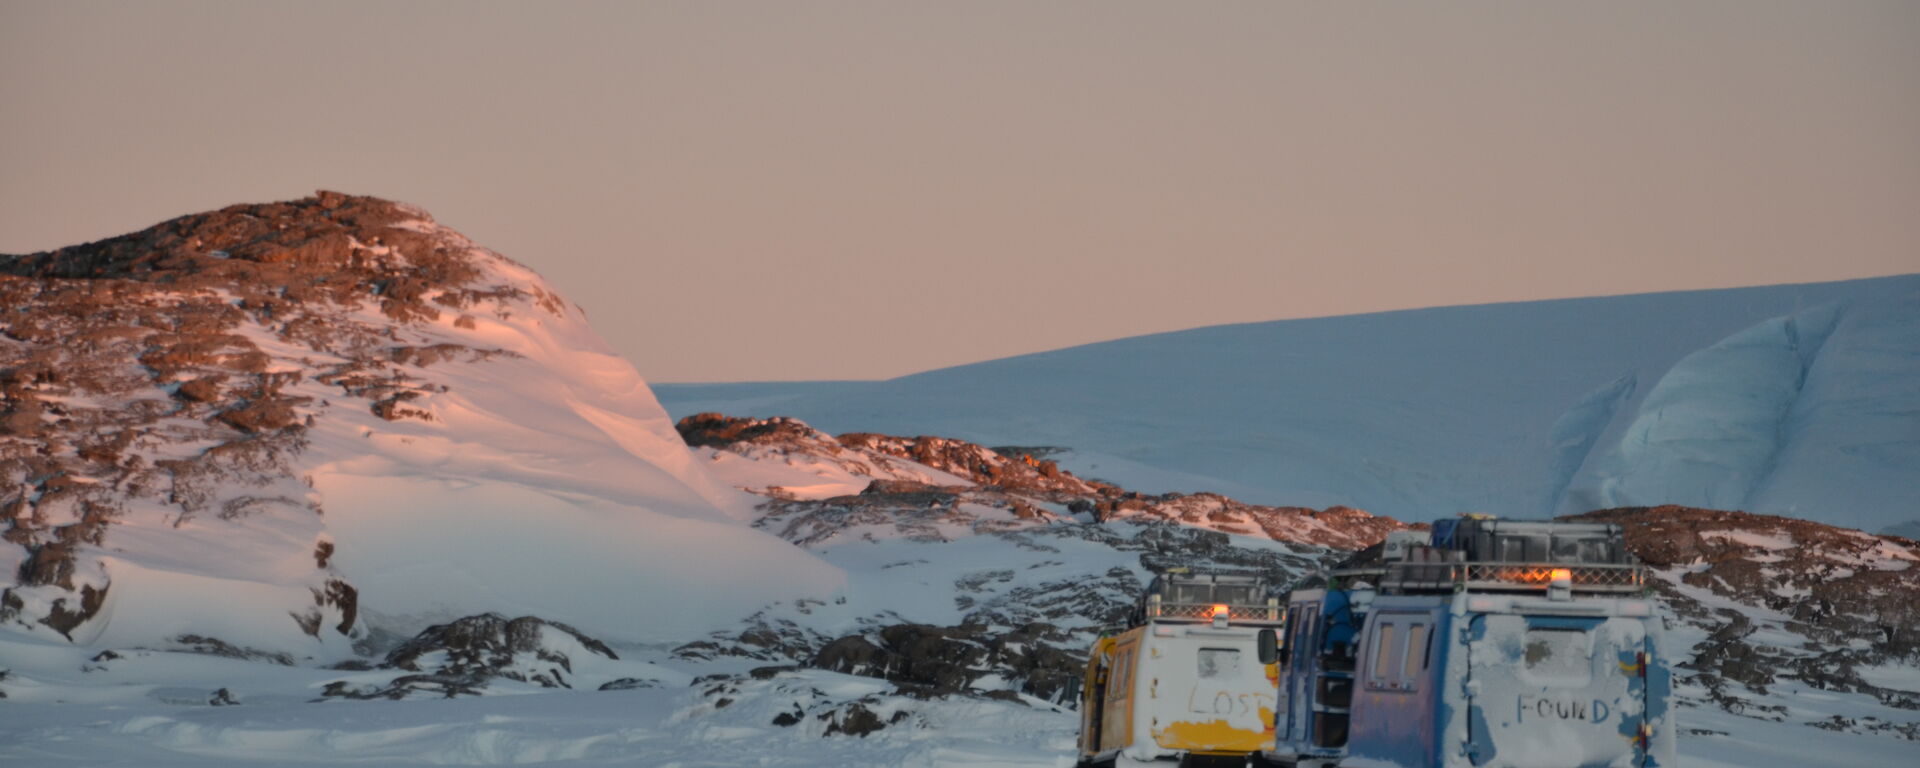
[0,192,838,659]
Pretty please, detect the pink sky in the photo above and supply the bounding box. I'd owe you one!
[3,1,1916,382]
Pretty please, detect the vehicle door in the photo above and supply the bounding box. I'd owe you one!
[1464,615,1650,768]
[1275,605,1298,738]
[1101,637,1137,751]
[1283,603,1320,746]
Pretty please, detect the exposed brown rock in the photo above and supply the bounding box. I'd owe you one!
[216,396,307,433]
[40,583,109,640]
[321,579,358,634]
[676,413,821,449]
[170,376,222,405]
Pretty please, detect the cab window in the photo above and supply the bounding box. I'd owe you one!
[1171,583,1211,604]
[1372,624,1397,682]
[1198,648,1240,679]
[1367,615,1433,691]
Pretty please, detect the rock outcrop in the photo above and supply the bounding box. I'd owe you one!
[322,613,623,699]
[679,412,1409,550]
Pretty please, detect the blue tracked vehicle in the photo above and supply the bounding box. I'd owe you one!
[1257,519,1676,768]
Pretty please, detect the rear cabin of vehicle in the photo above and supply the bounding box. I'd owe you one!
[1262,520,1677,768]
[1077,569,1287,768]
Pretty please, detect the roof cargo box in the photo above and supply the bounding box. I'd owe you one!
[1432,518,1631,565]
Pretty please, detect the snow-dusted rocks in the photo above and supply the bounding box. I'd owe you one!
[681,412,1408,550]
[1571,505,1920,742]
[319,613,648,699]
[0,192,840,656]
[673,415,1347,704]
[676,413,977,499]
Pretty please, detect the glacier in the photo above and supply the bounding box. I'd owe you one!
[658,274,1920,532]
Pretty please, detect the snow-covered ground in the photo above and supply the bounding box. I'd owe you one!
[6,513,1916,768]
[5,668,1911,768]
[8,474,1917,767]
[656,274,1920,535]
[0,640,1075,767]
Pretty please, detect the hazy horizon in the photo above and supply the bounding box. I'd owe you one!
[5,1,1916,382]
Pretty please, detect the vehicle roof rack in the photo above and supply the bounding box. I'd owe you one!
[1135,567,1284,626]
[1330,517,1648,596]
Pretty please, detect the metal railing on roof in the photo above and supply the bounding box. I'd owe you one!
[1143,595,1284,625]
[1335,561,1647,595]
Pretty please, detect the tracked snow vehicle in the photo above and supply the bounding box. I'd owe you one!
[1075,568,1287,768]
[1260,519,1676,768]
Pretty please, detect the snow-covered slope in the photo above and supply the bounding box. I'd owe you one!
[0,192,841,658]
[656,274,1920,532]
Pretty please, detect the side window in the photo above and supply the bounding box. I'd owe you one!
[1294,606,1319,671]
[1109,648,1130,701]
[1371,623,1397,684]
[1404,623,1428,687]
[1309,606,1323,663]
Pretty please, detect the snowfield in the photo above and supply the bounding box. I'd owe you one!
[0,656,1076,767]
[5,523,1917,768]
[3,677,1907,768]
